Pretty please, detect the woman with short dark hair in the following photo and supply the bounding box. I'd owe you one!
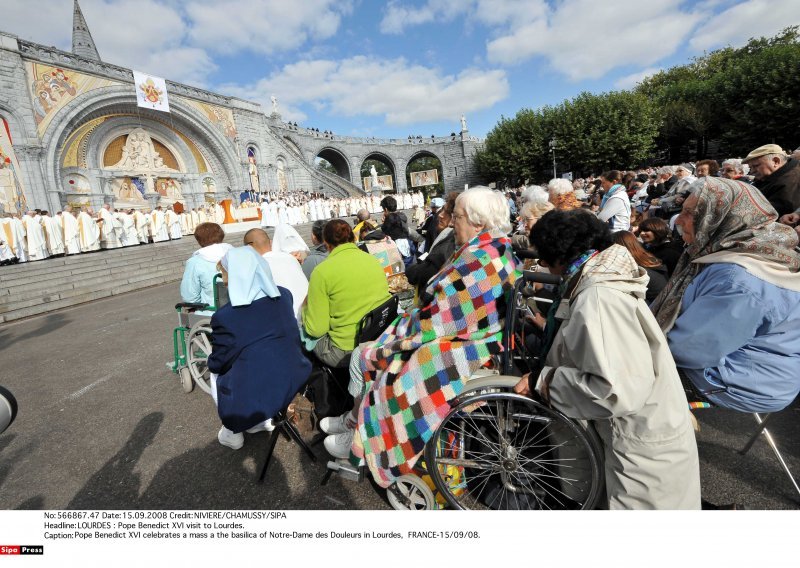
[514,208,700,509]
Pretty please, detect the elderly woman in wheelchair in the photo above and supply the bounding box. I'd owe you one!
[321,188,521,499]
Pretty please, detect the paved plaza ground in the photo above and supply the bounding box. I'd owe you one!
[0,282,798,510]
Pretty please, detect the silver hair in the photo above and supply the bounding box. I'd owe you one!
[457,186,512,233]
[658,166,674,176]
[547,178,573,195]
[721,158,748,175]
[520,185,549,204]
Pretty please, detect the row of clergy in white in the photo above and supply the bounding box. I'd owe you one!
[258,191,426,228]
[0,203,225,264]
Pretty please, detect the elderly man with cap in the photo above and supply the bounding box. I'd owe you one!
[743,144,800,216]
[419,197,444,254]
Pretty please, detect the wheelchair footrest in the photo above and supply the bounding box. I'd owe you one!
[324,459,364,483]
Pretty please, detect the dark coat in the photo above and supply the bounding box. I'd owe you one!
[754,158,800,216]
[420,212,440,252]
[644,264,668,304]
[405,230,455,296]
[381,212,409,240]
[208,287,311,433]
[645,239,684,277]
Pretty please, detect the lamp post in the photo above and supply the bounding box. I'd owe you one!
[549,138,558,179]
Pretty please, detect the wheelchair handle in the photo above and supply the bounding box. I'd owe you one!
[522,269,562,286]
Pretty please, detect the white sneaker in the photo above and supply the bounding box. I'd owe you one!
[217,426,244,450]
[246,419,275,434]
[323,429,355,459]
[320,412,352,435]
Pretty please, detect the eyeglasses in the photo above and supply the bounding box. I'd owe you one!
[452,212,467,221]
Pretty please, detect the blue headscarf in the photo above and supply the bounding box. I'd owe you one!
[220,247,280,306]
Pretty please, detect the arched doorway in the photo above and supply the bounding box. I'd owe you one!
[406,151,443,200]
[361,152,396,193]
[315,147,350,180]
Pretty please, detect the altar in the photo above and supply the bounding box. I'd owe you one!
[234,206,260,222]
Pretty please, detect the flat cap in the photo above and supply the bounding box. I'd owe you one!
[743,144,786,163]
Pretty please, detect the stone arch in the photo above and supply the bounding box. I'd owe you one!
[246,142,260,162]
[361,151,397,191]
[39,84,242,210]
[315,146,351,180]
[405,149,444,192]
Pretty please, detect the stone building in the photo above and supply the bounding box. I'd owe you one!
[0,1,483,214]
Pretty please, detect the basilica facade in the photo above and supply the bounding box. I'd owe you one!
[0,1,483,215]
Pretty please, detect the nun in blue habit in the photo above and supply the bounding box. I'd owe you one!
[208,247,311,450]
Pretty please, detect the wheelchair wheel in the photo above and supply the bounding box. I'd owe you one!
[179,367,194,393]
[186,320,213,394]
[423,376,603,510]
[387,475,435,511]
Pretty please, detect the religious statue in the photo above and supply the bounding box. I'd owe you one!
[460,114,467,132]
[370,165,379,187]
[109,128,176,173]
[248,155,260,192]
[270,95,279,114]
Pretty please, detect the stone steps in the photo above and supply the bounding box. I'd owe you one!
[0,212,390,324]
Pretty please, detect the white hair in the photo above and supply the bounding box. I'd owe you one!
[547,178,573,195]
[721,158,748,175]
[520,185,549,205]
[457,186,511,233]
[658,166,675,176]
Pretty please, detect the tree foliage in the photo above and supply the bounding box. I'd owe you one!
[477,27,800,184]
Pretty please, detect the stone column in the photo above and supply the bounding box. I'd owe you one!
[394,159,408,194]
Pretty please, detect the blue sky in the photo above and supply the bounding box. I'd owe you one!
[5,0,799,138]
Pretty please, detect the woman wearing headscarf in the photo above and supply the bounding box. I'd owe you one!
[652,177,800,413]
[514,209,700,509]
[208,247,311,450]
[321,188,516,488]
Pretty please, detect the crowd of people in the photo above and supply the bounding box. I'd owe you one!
[0,202,225,266]
[187,141,799,510]
[255,190,425,228]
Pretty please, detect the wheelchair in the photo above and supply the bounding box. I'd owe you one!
[170,275,228,394]
[322,268,605,511]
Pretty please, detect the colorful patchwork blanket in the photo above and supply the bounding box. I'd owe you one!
[351,229,516,487]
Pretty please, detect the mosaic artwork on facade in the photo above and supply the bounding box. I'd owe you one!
[178,96,237,141]
[0,119,27,214]
[25,61,119,137]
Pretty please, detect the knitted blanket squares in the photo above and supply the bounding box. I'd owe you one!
[352,230,516,487]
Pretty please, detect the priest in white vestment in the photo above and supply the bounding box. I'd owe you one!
[1,217,19,262]
[61,208,81,254]
[98,205,122,249]
[42,211,64,255]
[213,203,224,224]
[23,211,49,260]
[118,210,138,246]
[7,215,28,262]
[166,206,182,240]
[151,207,170,242]
[77,208,101,252]
[133,209,149,244]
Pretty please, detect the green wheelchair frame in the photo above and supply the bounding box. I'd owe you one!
[171,274,228,393]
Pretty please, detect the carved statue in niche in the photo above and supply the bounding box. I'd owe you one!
[109,128,176,173]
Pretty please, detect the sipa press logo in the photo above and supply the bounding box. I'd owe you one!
[0,545,44,555]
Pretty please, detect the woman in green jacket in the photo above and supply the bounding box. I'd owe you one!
[302,219,390,367]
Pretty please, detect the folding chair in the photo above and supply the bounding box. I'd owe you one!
[684,373,800,502]
[258,294,400,483]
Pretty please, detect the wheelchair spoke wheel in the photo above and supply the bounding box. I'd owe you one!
[187,320,213,395]
[387,475,435,510]
[424,390,603,510]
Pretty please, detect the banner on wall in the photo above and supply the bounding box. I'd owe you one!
[362,175,394,192]
[133,71,170,113]
[410,169,438,187]
[0,119,28,214]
